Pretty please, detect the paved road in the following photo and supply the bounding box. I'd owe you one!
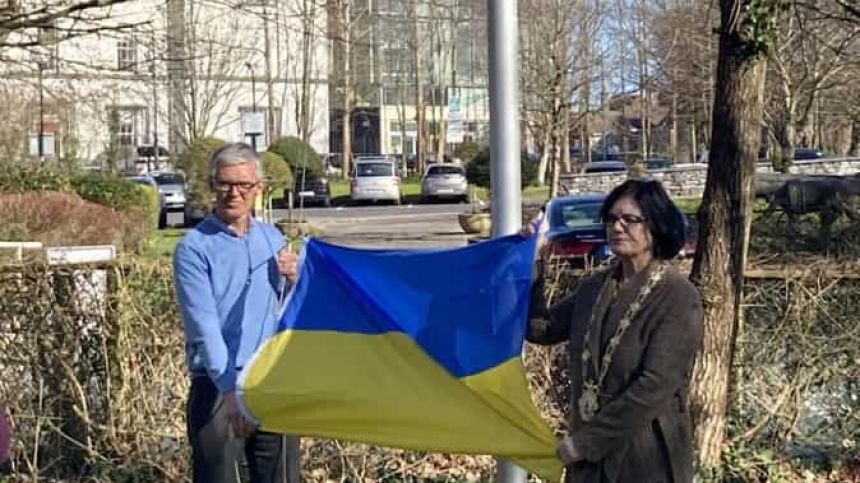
[161,201,484,249]
[273,201,475,249]
[271,201,472,222]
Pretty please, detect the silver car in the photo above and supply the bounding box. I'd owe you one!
[149,171,187,211]
[420,164,468,203]
[350,157,402,204]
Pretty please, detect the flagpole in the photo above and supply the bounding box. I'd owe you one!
[487,0,527,482]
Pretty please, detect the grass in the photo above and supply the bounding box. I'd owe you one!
[145,227,187,259]
[674,197,702,215]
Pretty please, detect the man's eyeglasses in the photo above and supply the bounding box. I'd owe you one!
[213,180,259,194]
[603,213,647,227]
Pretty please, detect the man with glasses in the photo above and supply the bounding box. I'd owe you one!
[174,143,300,483]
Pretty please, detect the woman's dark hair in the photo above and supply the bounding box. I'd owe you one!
[600,179,687,260]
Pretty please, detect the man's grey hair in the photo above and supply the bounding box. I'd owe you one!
[209,142,264,179]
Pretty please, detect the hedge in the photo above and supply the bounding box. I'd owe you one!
[268,136,323,179]
[175,137,225,213]
[465,148,539,189]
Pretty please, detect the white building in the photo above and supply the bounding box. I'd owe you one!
[0,0,330,172]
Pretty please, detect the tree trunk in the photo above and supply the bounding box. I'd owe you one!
[299,0,314,142]
[549,126,560,198]
[166,0,187,154]
[340,3,352,177]
[689,0,768,470]
[537,126,551,186]
[263,5,276,147]
[412,0,426,173]
[850,119,860,157]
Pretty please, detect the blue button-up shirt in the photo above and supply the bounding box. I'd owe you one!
[173,214,286,393]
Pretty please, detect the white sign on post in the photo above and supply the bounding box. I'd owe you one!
[446,88,464,144]
[242,111,266,135]
[28,133,56,157]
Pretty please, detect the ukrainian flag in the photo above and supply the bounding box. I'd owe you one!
[238,235,562,481]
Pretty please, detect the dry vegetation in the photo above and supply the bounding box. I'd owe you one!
[0,215,858,482]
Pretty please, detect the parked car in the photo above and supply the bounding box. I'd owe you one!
[149,171,187,212]
[541,194,613,268]
[582,161,628,174]
[794,147,826,160]
[645,157,674,170]
[134,145,170,174]
[540,193,698,268]
[420,164,468,203]
[351,156,402,205]
[126,171,187,228]
[126,174,157,189]
[292,174,332,207]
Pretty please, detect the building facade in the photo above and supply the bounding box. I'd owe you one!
[327,0,491,162]
[0,0,330,173]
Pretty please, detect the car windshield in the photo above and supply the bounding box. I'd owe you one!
[356,162,393,177]
[426,166,464,176]
[152,173,184,185]
[551,201,604,229]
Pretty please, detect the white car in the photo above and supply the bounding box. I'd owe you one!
[350,157,402,204]
[420,164,468,203]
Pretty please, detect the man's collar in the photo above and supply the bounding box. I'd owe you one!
[205,213,256,237]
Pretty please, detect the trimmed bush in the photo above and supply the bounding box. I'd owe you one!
[454,142,483,164]
[0,190,158,254]
[71,173,160,251]
[71,173,149,212]
[175,137,225,212]
[465,148,539,189]
[261,151,293,193]
[268,136,323,179]
[0,163,71,193]
[0,192,125,248]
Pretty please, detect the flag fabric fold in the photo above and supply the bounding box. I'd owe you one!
[238,235,563,481]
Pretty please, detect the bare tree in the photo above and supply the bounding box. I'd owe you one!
[689,0,778,470]
[327,0,369,177]
[649,0,719,163]
[765,2,860,164]
[521,0,600,190]
[173,1,246,145]
[0,0,136,48]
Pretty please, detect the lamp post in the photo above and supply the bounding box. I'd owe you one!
[37,60,45,163]
[245,61,258,151]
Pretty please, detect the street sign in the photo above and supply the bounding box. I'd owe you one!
[28,133,55,157]
[46,245,116,265]
[447,87,464,144]
[242,111,266,135]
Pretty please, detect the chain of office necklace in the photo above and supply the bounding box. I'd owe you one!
[578,261,668,422]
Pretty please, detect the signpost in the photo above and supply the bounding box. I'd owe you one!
[242,110,266,151]
[447,87,464,144]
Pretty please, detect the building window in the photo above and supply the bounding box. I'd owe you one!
[114,109,141,147]
[117,36,138,71]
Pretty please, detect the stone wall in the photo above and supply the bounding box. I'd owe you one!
[558,158,860,198]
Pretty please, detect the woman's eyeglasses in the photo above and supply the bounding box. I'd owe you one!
[603,213,647,227]
[213,180,259,194]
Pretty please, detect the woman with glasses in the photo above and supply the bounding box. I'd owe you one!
[525,179,703,483]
